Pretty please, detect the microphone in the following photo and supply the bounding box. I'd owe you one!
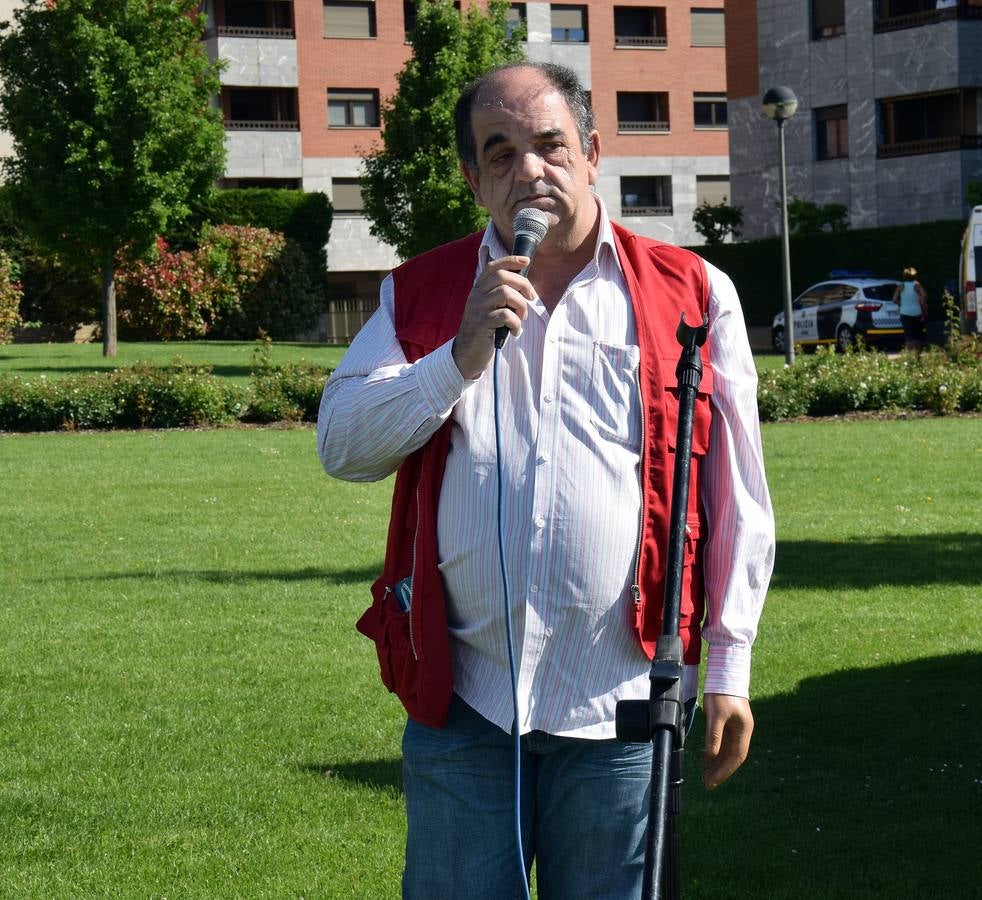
[494,207,550,349]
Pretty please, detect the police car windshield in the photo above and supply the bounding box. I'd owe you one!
[864,284,898,301]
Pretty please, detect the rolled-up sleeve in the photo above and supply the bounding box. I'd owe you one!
[317,274,476,482]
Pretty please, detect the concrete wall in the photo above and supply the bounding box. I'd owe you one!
[0,1,24,163]
[224,130,302,180]
[205,35,298,87]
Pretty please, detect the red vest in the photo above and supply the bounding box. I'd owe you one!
[356,223,714,728]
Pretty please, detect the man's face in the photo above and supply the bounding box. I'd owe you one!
[461,68,600,250]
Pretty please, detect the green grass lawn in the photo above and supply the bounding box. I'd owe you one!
[0,341,348,386]
[1,416,980,895]
[0,340,787,383]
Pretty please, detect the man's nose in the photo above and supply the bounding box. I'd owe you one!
[516,150,544,181]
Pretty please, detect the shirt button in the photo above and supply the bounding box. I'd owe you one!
[529,584,539,594]
[543,394,553,404]
[538,453,550,464]
[534,515,546,529]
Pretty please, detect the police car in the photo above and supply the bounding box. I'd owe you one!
[771,273,904,353]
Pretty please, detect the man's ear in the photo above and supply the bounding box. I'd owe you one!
[460,161,485,208]
[586,130,601,187]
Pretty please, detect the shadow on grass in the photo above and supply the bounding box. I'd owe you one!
[309,654,981,898]
[299,759,403,794]
[683,651,982,898]
[774,532,982,589]
[45,564,383,586]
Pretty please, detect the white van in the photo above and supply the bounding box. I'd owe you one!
[957,206,982,334]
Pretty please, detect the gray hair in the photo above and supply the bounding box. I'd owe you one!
[454,62,595,170]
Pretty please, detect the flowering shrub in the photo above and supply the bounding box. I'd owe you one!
[757,345,982,421]
[203,224,320,340]
[117,225,322,341]
[0,249,23,345]
[116,236,227,340]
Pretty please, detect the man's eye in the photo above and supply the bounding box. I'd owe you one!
[490,151,513,166]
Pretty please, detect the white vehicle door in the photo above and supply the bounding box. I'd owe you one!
[793,286,823,343]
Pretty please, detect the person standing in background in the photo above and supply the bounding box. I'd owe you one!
[893,266,928,352]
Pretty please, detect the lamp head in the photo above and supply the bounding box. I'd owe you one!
[762,86,798,121]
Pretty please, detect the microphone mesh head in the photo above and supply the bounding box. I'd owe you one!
[513,207,549,240]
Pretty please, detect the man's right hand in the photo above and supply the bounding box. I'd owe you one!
[451,256,536,380]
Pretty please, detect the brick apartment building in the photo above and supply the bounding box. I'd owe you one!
[200,0,731,328]
[725,0,982,240]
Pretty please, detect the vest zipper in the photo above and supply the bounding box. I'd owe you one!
[631,360,646,606]
[408,478,421,660]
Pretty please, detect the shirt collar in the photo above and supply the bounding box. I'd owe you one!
[477,194,622,276]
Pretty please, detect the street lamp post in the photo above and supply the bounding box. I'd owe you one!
[762,86,798,366]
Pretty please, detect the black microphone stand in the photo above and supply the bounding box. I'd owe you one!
[615,312,709,900]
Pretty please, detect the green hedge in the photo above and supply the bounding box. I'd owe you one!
[196,188,333,274]
[692,219,965,326]
[3,348,980,431]
[0,358,333,432]
[758,345,982,421]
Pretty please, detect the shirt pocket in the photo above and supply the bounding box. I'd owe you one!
[589,340,641,449]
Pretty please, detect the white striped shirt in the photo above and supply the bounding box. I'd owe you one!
[317,201,774,739]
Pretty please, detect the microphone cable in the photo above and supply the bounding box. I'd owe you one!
[492,344,532,900]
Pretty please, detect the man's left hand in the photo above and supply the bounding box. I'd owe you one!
[702,693,754,790]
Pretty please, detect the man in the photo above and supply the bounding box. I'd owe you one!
[318,62,774,899]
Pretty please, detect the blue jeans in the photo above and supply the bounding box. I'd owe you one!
[401,694,696,900]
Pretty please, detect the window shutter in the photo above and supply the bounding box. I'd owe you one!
[696,176,730,207]
[324,2,373,38]
[691,9,724,47]
[332,179,364,212]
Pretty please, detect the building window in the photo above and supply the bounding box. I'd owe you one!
[617,92,670,132]
[324,1,376,39]
[878,89,982,157]
[621,175,673,215]
[690,8,724,47]
[224,87,298,129]
[551,5,588,42]
[694,93,727,128]
[815,105,848,160]
[332,178,365,214]
[221,178,302,190]
[613,6,667,47]
[696,175,730,207]
[328,89,379,128]
[812,0,845,40]
[219,0,295,36]
[873,0,969,33]
[506,4,527,38]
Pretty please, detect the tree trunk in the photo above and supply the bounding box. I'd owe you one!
[101,259,117,358]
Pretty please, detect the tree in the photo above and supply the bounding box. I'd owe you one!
[0,0,225,356]
[692,199,743,245]
[966,181,982,208]
[361,0,525,260]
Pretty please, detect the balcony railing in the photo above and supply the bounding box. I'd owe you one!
[224,119,299,130]
[205,26,296,39]
[878,134,982,157]
[874,4,982,33]
[618,120,670,132]
[622,205,672,216]
[614,34,667,48]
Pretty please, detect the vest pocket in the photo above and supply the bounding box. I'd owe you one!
[590,340,641,449]
[660,355,714,457]
[358,580,415,696]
